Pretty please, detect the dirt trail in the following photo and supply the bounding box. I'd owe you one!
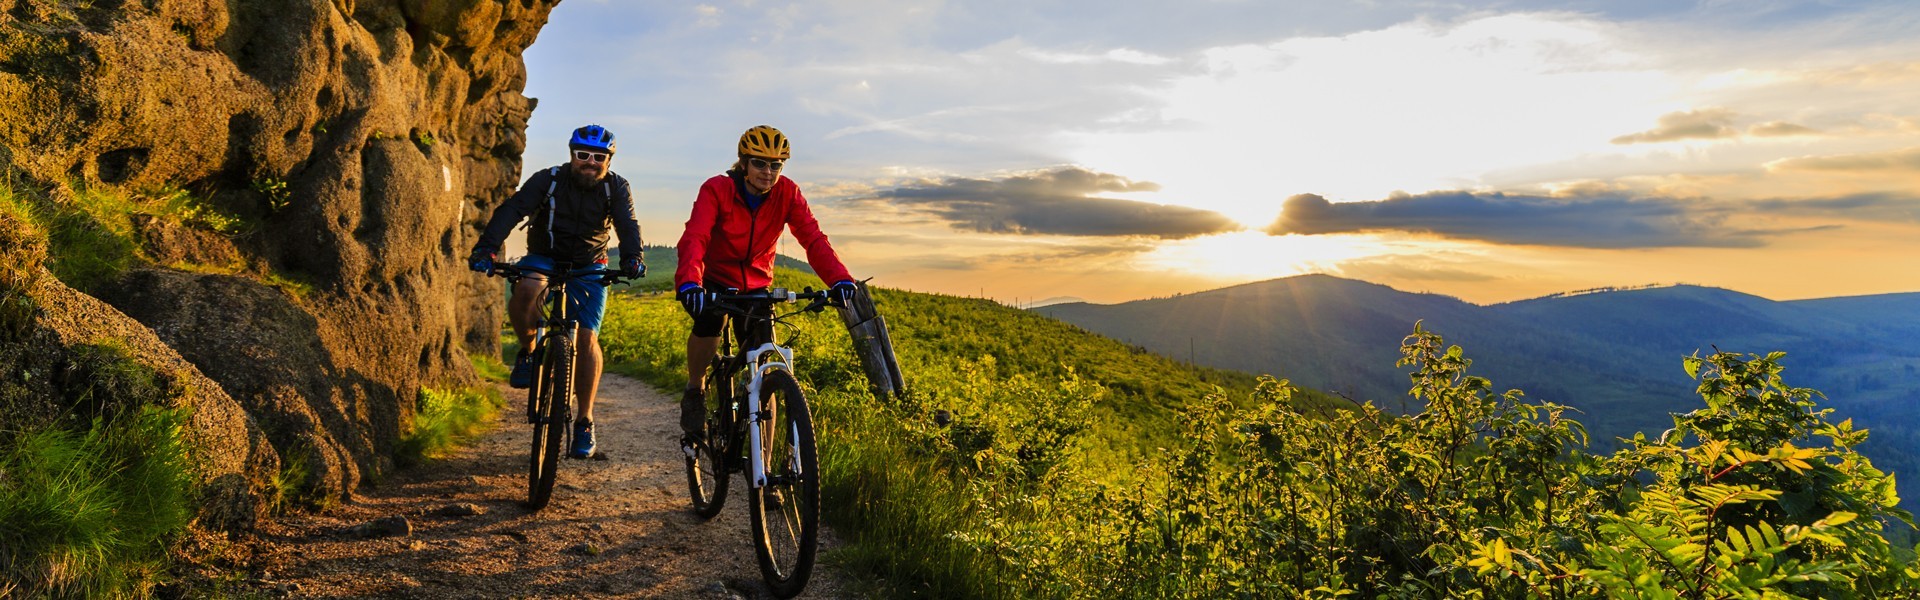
[242,373,852,599]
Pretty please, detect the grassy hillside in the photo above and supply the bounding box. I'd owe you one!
[595,270,1919,596]
[1040,275,1920,510]
[594,267,1350,595]
[597,266,1347,466]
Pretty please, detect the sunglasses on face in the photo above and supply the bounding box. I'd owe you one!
[572,150,610,163]
[747,157,785,172]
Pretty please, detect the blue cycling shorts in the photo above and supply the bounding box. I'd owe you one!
[516,254,609,332]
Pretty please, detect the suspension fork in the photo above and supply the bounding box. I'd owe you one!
[743,342,795,488]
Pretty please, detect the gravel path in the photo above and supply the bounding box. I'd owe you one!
[242,373,853,599]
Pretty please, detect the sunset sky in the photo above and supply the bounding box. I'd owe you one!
[516,0,1920,305]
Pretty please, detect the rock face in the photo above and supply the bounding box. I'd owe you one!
[0,0,560,523]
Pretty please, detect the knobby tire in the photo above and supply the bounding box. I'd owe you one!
[748,370,818,599]
[526,329,574,511]
[685,355,733,519]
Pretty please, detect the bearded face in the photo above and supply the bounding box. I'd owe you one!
[568,149,609,187]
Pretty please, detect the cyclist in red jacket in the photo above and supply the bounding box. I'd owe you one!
[674,125,857,436]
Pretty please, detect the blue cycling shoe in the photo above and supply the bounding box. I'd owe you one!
[570,420,596,459]
[508,348,533,389]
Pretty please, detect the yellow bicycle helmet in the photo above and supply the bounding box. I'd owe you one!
[738,125,791,160]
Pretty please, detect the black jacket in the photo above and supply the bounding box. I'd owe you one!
[477,164,643,265]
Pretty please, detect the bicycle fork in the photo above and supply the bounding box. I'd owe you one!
[743,343,797,489]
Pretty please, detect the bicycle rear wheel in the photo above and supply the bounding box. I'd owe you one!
[685,356,734,518]
[526,330,574,510]
[749,370,818,598]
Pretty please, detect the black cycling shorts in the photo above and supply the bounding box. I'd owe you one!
[691,287,773,349]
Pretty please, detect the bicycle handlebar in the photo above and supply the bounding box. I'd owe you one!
[485,263,642,286]
[712,288,831,303]
[711,287,835,316]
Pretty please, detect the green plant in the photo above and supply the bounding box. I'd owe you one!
[37,185,142,292]
[469,347,510,382]
[4,181,247,292]
[397,386,504,467]
[257,268,316,300]
[0,405,197,598]
[590,270,1920,597]
[0,185,46,334]
[1568,350,1918,597]
[251,176,290,214]
[139,186,240,234]
[592,267,1345,597]
[267,448,307,515]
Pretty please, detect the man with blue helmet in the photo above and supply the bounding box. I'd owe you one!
[469,124,644,459]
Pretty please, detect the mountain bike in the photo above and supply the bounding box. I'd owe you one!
[682,287,829,599]
[486,262,633,511]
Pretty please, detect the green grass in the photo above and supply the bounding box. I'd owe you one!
[0,184,46,334]
[36,185,144,292]
[0,405,196,598]
[470,345,511,382]
[3,181,243,293]
[268,448,310,514]
[396,386,506,467]
[0,186,211,594]
[593,267,1352,596]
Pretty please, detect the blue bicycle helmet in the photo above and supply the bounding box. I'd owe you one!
[569,124,616,154]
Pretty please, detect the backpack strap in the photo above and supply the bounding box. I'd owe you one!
[542,166,559,248]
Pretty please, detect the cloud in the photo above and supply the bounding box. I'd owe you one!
[1331,252,1506,284]
[1611,108,1740,144]
[843,167,1242,239]
[1749,193,1920,223]
[692,4,721,28]
[1019,47,1176,66]
[1767,146,1920,173]
[1265,191,1784,248]
[1747,121,1820,137]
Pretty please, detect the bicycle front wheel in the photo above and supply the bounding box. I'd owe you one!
[684,356,733,519]
[749,370,818,598]
[527,330,574,510]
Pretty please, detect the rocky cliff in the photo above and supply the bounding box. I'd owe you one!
[0,0,560,527]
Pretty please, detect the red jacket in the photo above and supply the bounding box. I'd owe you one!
[675,173,853,291]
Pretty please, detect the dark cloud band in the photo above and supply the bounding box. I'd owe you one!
[848,167,1242,239]
[1266,191,1780,248]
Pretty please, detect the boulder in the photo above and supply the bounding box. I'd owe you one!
[8,264,279,531]
[0,0,562,521]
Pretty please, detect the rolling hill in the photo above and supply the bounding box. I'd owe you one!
[1037,275,1920,503]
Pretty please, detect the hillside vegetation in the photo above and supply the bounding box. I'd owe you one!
[1040,275,1920,512]
[598,269,1920,597]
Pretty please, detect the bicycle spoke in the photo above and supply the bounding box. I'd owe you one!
[749,370,817,597]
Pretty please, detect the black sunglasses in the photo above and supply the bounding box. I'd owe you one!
[573,150,610,163]
[747,157,785,171]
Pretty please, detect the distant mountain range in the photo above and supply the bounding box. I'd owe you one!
[1036,274,1920,487]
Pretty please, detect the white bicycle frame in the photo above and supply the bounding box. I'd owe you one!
[741,341,797,489]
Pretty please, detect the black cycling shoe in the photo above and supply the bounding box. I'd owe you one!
[508,348,533,389]
[680,389,706,437]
